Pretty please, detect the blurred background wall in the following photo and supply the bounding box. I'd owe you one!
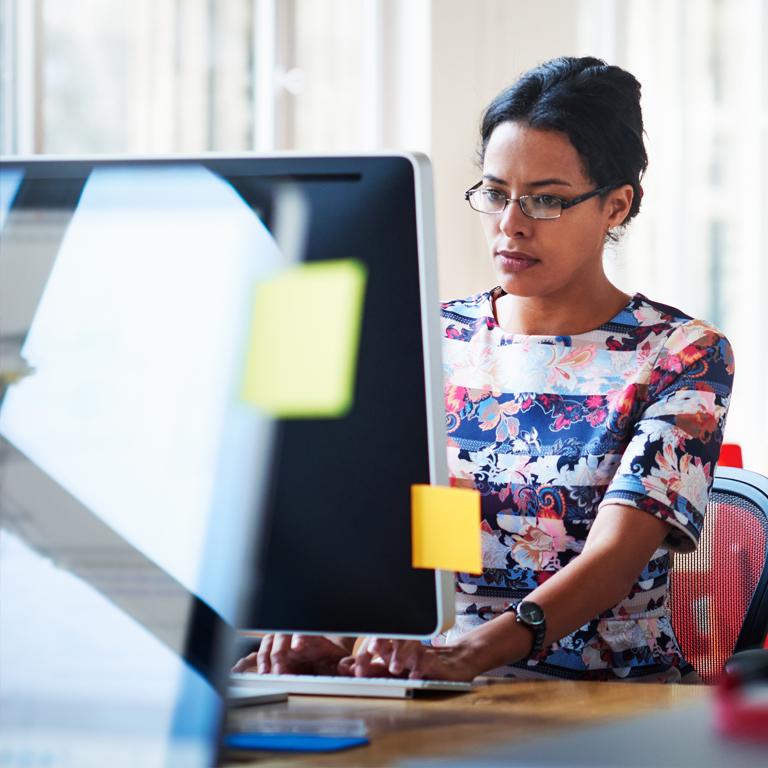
[1,0,766,469]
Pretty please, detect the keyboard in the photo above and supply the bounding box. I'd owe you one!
[229,672,474,699]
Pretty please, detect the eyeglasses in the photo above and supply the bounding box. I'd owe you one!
[464,182,623,219]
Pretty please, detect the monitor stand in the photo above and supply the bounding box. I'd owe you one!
[227,688,289,707]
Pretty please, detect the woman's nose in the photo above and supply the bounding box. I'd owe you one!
[499,199,533,238]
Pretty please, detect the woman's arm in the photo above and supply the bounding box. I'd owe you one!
[353,503,672,680]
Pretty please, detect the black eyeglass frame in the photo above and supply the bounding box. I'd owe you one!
[464,181,628,219]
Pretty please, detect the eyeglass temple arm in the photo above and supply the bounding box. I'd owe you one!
[464,181,483,200]
[560,182,631,210]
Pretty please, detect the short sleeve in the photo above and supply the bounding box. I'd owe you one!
[600,319,735,552]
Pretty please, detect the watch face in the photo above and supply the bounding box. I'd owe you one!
[518,602,545,626]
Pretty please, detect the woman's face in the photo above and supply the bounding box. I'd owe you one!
[480,121,630,302]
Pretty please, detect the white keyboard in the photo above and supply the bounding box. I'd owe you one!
[230,672,474,699]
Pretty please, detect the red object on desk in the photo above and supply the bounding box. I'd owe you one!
[715,671,768,742]
[719,444,743,468]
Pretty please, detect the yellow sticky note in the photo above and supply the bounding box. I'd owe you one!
[241,259,367,417]
[411,485,482,574]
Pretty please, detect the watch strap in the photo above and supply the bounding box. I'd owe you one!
[503,601,546,660]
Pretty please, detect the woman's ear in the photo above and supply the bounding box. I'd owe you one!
[607,184,634,229]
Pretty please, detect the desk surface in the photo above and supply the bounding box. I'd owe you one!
[224,679,713,767]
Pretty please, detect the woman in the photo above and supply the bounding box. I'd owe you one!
[234,56,734,683]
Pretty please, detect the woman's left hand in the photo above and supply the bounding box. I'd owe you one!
[341,636,479,682]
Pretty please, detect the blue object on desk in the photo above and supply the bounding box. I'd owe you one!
[225,733,370,752]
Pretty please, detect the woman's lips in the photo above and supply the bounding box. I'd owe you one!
[496,250,539,271]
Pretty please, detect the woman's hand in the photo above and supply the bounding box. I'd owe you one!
[231,634,353,676]
[234,507,672,681]
[343,636,480,682]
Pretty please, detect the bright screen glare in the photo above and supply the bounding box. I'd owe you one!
[0,163,283,767]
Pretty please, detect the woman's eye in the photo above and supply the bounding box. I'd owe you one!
[483,189,505,202]
[532,195,561,207]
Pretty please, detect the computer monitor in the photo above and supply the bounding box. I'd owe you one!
[0,157,281,768]
[0,152,451,767]
[233,154,454,638]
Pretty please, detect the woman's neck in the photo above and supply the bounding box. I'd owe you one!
[493,282,631,337]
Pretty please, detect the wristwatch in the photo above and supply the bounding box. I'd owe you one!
[503,601,547,659]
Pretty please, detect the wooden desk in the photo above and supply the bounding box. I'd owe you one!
[224,679,708,767]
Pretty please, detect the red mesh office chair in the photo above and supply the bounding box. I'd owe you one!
[669,468,768,684]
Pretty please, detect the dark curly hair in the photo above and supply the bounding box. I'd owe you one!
[480,56,648,226]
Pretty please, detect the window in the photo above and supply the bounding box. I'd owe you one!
[585,0,767,470]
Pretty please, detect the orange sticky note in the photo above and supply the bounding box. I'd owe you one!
[411,485,482,574]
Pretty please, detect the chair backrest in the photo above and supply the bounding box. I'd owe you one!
[669,467,768,684]
[718,443,744,468]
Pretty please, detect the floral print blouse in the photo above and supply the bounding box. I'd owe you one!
[437,290,734,682]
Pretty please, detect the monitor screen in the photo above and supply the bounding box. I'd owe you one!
[232,153,452,638]
[0,158,283,767]
[0,152,450,767]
